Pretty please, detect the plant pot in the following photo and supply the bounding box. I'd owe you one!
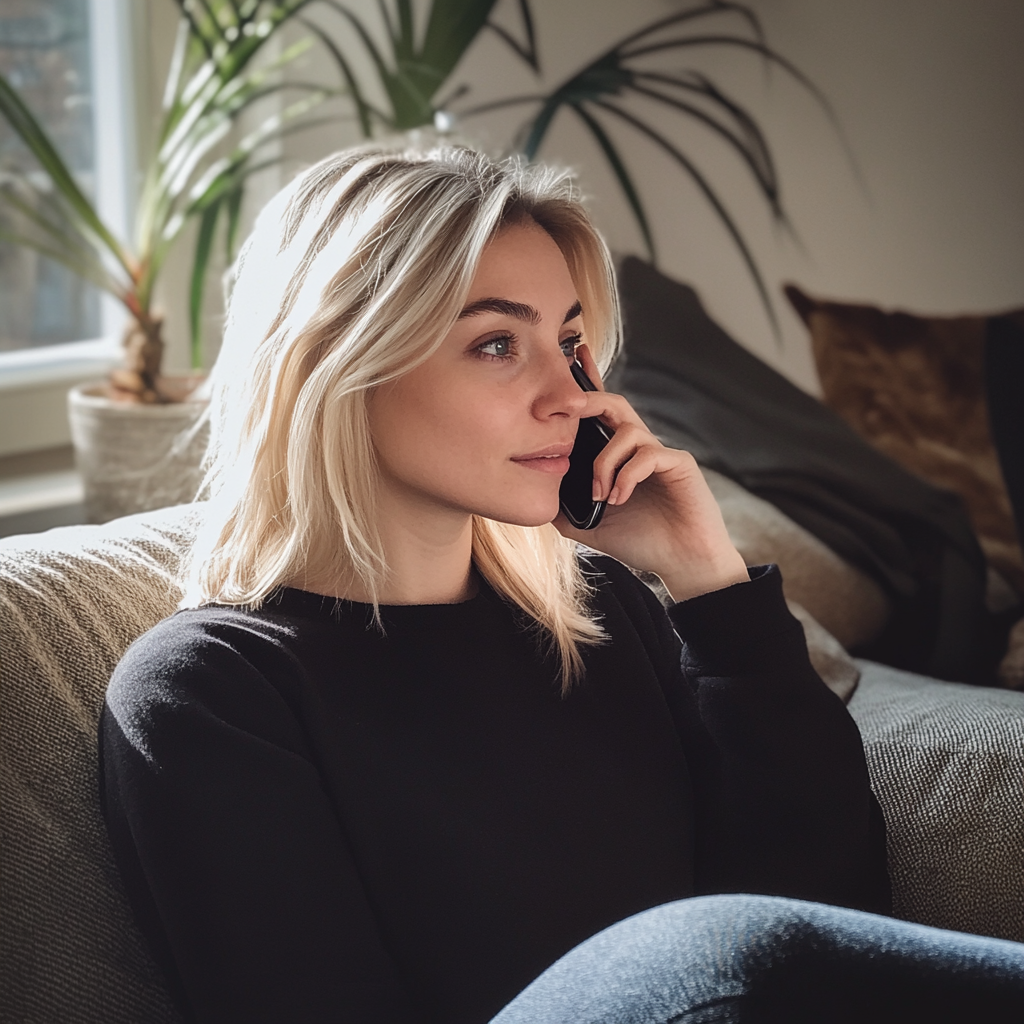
[67,378,209,523]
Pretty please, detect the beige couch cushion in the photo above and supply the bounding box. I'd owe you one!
[703,466,892,652]
[1,505,196,1024]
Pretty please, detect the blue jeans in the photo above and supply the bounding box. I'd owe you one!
[490,895,1024,1023]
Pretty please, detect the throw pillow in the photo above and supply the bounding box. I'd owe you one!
[615,257,987,684]
[700,467,890,653]
[784,285,1024,596]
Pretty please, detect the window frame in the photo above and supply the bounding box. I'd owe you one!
[0,0,135,454]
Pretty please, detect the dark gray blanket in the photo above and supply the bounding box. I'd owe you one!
[612,257,988,683]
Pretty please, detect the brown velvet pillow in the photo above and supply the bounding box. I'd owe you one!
[784,285,1024,597]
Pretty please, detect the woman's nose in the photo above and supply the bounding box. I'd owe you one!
[534,353,588,420]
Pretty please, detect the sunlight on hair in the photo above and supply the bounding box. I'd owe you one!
[182,143,620,691]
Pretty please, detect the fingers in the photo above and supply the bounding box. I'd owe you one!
[573,383,694,505]
[592,428,699,506]
[581,394,663,502]
[578,388,642,433]
[609,446,699,506]
[590,422,646,501]
[605,444,665,506]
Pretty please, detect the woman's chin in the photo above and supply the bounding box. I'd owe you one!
[481,496,562,529]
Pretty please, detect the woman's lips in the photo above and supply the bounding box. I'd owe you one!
[512,454,571,475]
[511,444,573,475]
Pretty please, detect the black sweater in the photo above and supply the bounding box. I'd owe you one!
[99,557,890,1024]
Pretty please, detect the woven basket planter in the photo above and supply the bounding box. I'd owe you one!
[67,379,208,524]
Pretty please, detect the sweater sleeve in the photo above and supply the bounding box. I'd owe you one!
[99,613,423,1024]
[594,558,891,915]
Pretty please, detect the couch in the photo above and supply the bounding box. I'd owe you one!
[2,496,1022,1024]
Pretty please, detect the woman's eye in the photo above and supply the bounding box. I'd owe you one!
[476,335,515,359]
[559,334,583,358]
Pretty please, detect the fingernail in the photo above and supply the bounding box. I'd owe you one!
[607,488,617,505]
[592,485,602,501]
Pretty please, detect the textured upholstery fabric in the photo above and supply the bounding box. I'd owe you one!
[2,504,1022,1023]
[849,661,1024,942]
[0,506,194,1024]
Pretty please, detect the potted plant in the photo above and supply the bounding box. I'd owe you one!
[303,0,844,338]
[0,0,334,520]
[1,0,836,521]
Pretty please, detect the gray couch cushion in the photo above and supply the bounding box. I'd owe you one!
[850,660,1024,941]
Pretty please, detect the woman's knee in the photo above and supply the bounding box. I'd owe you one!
[489,895,821,1024]
[491,895,1024,1024]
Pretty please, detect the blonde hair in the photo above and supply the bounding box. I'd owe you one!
[183,143,621,691]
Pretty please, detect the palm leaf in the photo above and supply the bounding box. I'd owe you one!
[0,180,109,271]
[0,0,335,395]
[622,33,860,175]
[394,0,416,61]
[318,1,395,91]
[162,77,326,204]
[300,15,379,135]
[628,79,781,217]
[185,158,277,368]
[456,91,545,119]
[517,52,633,158]
[611,2,767,54]
[173,0,217,64]
[223,181,245,262]
[378,0,397,43]
[175,0,318,82]
[318,0,424,127]
[140,38,329,284]
[486,0,538,71]
[594,97,779,338]
[0,225,119,295]
[161,37,315,174]
[569,104,655,259]
[0,73,131,276]
[458,0,854,340]
[143,89,328,310]
[189,194,222,369]
[420,0,500,83]
[162,16,192,113]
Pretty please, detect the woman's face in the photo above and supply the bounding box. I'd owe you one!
[369,222,590,529]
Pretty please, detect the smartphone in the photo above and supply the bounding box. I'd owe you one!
[558,360,613,530]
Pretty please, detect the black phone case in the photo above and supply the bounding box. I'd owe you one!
[559,362,612,529]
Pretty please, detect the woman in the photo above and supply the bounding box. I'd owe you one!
[100,145,1023,1023]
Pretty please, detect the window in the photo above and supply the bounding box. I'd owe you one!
[0,0,132,453]
[0,0,100,352]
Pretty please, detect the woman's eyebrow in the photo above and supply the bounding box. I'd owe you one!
[457,297,584,325]
[458,298,540,324]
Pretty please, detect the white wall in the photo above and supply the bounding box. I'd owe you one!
[151,0,1024,395]
[445,0,1024,392]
